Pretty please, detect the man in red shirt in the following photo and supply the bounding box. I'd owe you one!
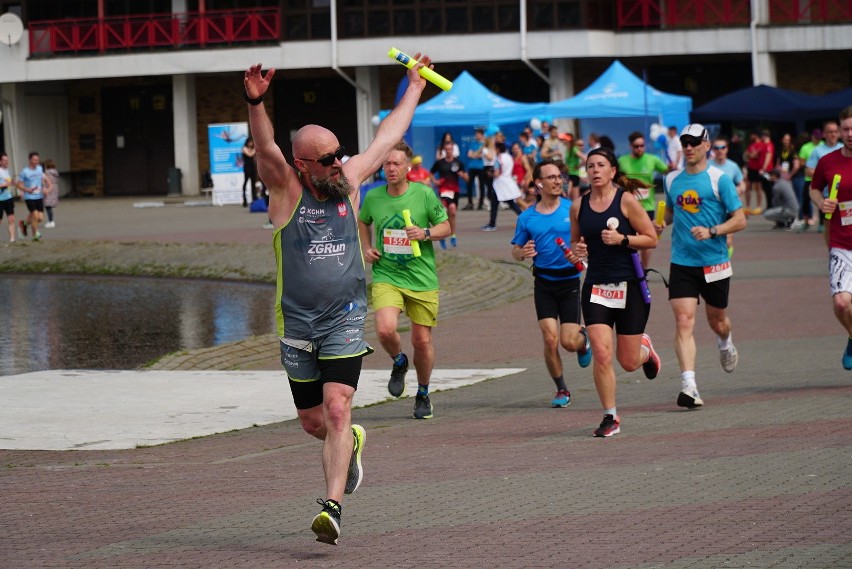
[744,131,772,215]
[810,106,852,370]
[406,155,434,186]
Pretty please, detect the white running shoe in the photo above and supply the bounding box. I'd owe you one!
[44,221,55,228]
[720,344,738,373]
[677,388,704,409]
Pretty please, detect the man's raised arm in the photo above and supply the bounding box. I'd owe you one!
[244,64,294,195]
[344,54,433,186]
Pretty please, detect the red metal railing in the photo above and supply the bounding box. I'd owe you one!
[29,8,279,56]
[617,0,851,28]
[617,0,750,28]
[769,0,852,24]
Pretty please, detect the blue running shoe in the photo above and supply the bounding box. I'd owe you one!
[439,239,447,250]
[844,339,852,371]
[577,327,592,368]
[450,235,457,247]
[551,389,570,408]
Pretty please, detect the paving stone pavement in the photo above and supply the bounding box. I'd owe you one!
[1,196,850,568]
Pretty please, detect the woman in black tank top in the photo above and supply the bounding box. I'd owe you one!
[565,147,660,437]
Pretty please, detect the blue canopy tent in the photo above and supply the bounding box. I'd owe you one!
[379,71,547,167]
[544,60,692,156]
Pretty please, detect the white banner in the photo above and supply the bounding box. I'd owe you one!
[208,122,248,206]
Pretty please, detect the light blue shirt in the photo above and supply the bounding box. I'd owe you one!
[807,142,844,196]
[710,158,743,187]
[18,165,45,200]
[665,166,742,267]
[0,167,12,201]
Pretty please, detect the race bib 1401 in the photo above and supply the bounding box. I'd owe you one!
[590,281,627,309]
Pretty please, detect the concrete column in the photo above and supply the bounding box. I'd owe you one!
[548,58,574,102]
[1,83,26,174]
[355,66,379,154]
[172,74,199,195]
[548,58,577,134]
[750,0,776,86]
[753,51,777,86]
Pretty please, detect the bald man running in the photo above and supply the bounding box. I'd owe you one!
[244,54,433,545]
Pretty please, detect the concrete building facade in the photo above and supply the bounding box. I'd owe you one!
[0,0,849,196]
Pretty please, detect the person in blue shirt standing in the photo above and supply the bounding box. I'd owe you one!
[661,124,746,410]
[708,136,746,256]
[511,159,592,408]
[0,153,17,243]
[464,127,486,210]
[16,151,52,241]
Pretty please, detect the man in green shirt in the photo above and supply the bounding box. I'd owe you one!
[790,128,822,231]
[358,142,450,419]
[618,131,670,268]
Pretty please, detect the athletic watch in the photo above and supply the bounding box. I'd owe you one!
[709,226,718,237]
[621,234,629,247]
[423,228,431,240]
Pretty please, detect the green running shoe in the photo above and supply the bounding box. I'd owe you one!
[344,424,365,494]
[311,499,341,545]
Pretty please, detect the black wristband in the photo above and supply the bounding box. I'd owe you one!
[244,93,264,106]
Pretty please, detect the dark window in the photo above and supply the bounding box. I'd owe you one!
[420,7,441,33]
[394,9,416,34]
[343,12,364,36]
[472,6,493,31]
[367,10,390,35]
[445,7,468,32]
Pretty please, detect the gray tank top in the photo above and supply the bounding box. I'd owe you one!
[273,188,367,340]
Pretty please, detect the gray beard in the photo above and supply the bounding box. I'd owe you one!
[311,170,353,201]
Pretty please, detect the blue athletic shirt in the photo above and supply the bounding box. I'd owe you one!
[467,140,484,170]
[18,166,44,200]
[664,166,742,267]
[511,197,580,281]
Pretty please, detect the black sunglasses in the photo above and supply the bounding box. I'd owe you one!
[680,136,705,148]
[712,144,727,150]
[299,145,346,167]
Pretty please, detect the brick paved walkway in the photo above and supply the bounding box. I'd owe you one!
[1,197,849,568]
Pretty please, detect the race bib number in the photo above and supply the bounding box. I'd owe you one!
[634,187,650,200]
[703,261,733,283]
[839,200,852,226]
[383,229,414,255]
[440,189,455,199]
[590,282,627,309]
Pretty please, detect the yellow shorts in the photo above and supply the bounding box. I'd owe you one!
[371,282,439,327]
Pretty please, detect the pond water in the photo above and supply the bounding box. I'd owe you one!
[0,274,276,376]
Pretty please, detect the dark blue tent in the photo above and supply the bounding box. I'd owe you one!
[691,84,820,122]
[808,87,852,119]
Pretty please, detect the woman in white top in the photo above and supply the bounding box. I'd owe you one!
[482,141,522,230]
[435,131,460,160]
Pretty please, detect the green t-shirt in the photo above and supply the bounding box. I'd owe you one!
[358,182,448,291]
[798,141,817,181]
[564,146,582,176]
[617,153,668,210]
